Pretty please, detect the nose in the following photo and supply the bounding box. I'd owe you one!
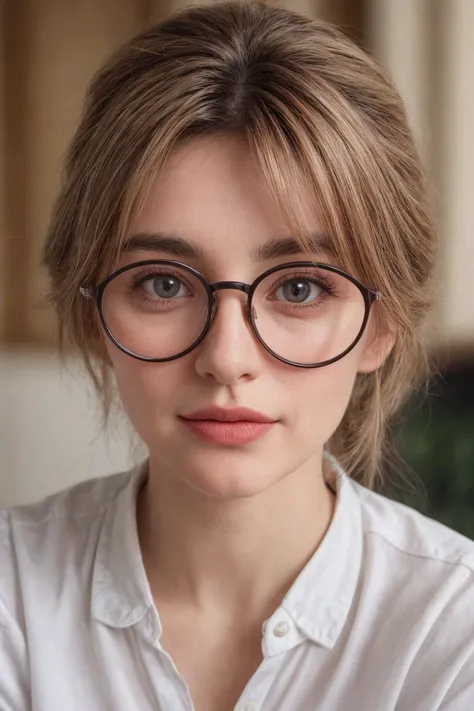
[194,291,264,385]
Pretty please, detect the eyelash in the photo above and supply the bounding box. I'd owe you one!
[270,271,338,306]
[131,268,182,285]
[129,269,192,303]
[128,268,339,306]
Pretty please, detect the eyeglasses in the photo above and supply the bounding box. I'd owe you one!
[80,260,382,368]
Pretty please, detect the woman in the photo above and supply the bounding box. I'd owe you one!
[1,2,473,710]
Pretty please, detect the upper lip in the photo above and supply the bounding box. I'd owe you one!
[181,407,276,423]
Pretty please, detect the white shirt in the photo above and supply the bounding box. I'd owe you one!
[1,459,474,711]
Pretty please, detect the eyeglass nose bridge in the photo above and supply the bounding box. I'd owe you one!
[208,281,253,322]
[209,281,251,295]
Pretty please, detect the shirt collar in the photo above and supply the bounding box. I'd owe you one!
[91,463,153,628]
[91,454,363,650]
[279,453,363,650]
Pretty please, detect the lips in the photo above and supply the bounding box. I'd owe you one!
[179,407,277,445]
[181,406,276,423]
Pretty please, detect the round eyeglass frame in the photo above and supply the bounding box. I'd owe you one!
[80,259,382,369]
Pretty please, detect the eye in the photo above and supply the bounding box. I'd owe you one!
[275,278,322,304]
[142,274,189,299]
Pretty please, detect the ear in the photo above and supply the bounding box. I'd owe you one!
[357,320,396,374]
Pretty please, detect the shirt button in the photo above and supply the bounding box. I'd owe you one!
[273,620,290,637]
[243,704,255,711]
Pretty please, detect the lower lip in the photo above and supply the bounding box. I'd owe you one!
[180,419,276,445]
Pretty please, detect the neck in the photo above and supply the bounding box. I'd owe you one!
[137,453,336,621]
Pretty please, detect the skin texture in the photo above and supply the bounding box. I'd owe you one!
[103,134,394,711]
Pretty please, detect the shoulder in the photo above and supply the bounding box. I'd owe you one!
[353,480,474,572]
[352,480,474,671]
[0,468,138,704]
[0,468,134,550]
[346,481,474,704]
[0,468,136,614]
[0,468,133,530]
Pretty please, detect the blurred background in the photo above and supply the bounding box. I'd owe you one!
[1,1,473,531]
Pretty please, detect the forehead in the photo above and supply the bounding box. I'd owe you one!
[132,134,329,261]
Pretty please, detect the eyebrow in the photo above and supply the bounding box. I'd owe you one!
[124,232,205,259]
[253,233,334,260]
[123,231,334,261]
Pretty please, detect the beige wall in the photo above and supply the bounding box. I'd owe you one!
[439,1,474,347]
[369,0,474,355]
[2,0,152,344]
[0,350,137,508]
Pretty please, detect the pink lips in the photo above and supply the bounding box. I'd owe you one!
[179,406,277,445]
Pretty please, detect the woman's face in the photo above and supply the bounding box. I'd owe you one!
[104,135,390,498]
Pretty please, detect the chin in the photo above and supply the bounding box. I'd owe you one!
[188,469,277,499]
[169,447,284,500]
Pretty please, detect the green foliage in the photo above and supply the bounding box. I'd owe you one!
[388,385,474,539]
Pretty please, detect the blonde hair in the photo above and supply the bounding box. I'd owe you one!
[43,0,437,488]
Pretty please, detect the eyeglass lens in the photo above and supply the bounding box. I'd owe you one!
[100,262,367,365]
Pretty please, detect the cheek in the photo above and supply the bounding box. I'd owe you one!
[289,353,360,443]
[106,344,185,430]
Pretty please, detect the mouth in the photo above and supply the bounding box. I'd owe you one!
[179,406,277,445]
